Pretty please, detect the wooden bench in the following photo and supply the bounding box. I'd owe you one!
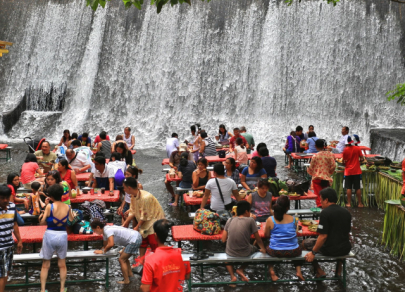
[0,146,12,162]
[9,249,117,288]
[182,251,355,290]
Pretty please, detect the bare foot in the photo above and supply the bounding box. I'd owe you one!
[117,280,130,284]
[235,269,249,282]
[315,272,326,278]
[358,203,364,208]
[345,204,351,208]
[296,272,305,281]
[229,275,237,287]
[270,271,279,281]
[285,166,290,169]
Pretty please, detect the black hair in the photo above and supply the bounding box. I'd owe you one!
[257,178,270,189]
[190,125,196,132]
[273,195,290,221]
[171,133,178,138]
[290,131,297,137]
[296,126,303,132]
[123,177,138,189]
[125,127,131,132]
[126,166,143,179]
[197,158,208,167]
[63,130,71,143]
[82,133,89,138]
[42,141,51,147]
[116,142,128,157]
[213,163,225,176]
[233,128,240,132]
[256,143,267,152]
[24,153,38,163]
[309,125,314,129]
[58,159,70,170]
[153,219,174,243]
[95,152,105,158]
[72,140,81,147]
[200,132,208,139]
[315,139,327,149]
[100,131,107,139]
[45,171,62,188]
[116,135,123,141]
[94,156,106,165]
[48,184,63,201]
[180,152,189,167]
[6,173,20,193]
[31,182,41,191]
[219,124,227,135]
[250,156,263,173]
[226,157,236,172]
[90,218,107,229]
[0,185,12,198]
[235,137,245,149]
[71,133,78,139]
[320,187,338,203]
[236,201,251,216]
[308,131,317,138]
[343,126,349,133]
[110,152,122,161]
[259,147,269,157]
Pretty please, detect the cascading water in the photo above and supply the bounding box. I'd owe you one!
[0,0,404,153]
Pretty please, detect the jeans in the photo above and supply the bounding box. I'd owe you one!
[16,210,24,226]
[179,181,192,188]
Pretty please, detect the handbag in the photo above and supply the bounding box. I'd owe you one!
[215,178,235,211]
[193,209,222,235]
[218,150,226,158]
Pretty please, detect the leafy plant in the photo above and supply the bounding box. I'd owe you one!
[386,83,405,106]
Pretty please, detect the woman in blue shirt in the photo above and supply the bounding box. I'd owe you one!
[240,156,267,190]
[304,131,319,154]
[264,196,304,281]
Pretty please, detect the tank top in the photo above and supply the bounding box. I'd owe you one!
[61,169,75,190]
[251,191,272,217]
[193,135,200,151]
[46,204,70,231]
[123,134,133,148]
[219,132,230,143]
[269,216,299,250]
[198,170,209,187]
[203,137,217,157]
[100,140,111,158]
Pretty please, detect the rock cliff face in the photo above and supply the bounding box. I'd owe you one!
[370,129,405,161]
[0,0,404,151]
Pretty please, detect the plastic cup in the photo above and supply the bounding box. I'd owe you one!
[189,190,193,197]
[101,187,105,194]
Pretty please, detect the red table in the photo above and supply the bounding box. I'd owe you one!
[162,154,253,165]
[70,190,120,204]
[76,172,92,182]
[291,153,379,160]
[166,173,182,182]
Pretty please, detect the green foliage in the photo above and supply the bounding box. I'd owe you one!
[284,0,339,6]
[86,0,201,13]
[386,83,405,106]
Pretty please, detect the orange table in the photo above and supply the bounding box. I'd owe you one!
[70,190,120,204]
[76,172,92,182]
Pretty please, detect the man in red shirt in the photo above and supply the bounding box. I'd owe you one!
[342,136,364,208]
[141,219,191,292]
[229,128,249,151]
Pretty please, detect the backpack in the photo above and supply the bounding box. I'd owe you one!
[193,209,222,235]
[268,178,288,197]
[115,169,125,187]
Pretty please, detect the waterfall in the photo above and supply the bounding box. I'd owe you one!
[0,0,404,153]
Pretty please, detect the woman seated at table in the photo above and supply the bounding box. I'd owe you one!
[177,152,196,189]
[67,132,78,149]
[115,142,133,166]
[200,132,217,157]
[247,178,273,222]
[264,195,304,281]
[304,131,319,154]
[218,124,233,144]
[192,158,211,190]
[283,131,301,169]
[21,153,45,189]
[58,129,71,147]
[230,137,249,165]
[58,159,78,192]
[251,143,267,158]
[39,184,75,292]
[111,135,128,152]
[224,157,240,185]
[241,157,267,190]
[40,170,72,206]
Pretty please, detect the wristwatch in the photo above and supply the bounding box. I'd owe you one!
[311,250,317,255]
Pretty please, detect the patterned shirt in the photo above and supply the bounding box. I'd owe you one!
[225,169,241,185]
[0,202,17,251]
[129,190,165,238]
[307,151,336,187]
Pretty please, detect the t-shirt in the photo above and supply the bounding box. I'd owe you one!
[94,135,110,144]
[169,151,194,167]
[178,161,196,184]
[261,157,277,178]
[78,135,92,146]
[234,146,248,164]
[141,246,191,292]
[103,225,141,246]
[336,134,349,153]
[34,150,57,173]
[240,133,255,154]
[343,146,363,176]
[317,204,351,256]
[68,152,90,170]
[21,162,39,184]
[229,135,248,149]
[108,160,127,174]
[250,191,272,217]
[93,164,115,178]
[0,202,17,251]
[241,167,267,189]
[305,137,319,153]
[224,217,258,257]
[166,138,180,158]
[205,178,237,211]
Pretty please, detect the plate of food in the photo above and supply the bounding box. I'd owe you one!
[289,192,300,197]
[308,225,318,232]
[192,190,204,198]
[301,220,312,226]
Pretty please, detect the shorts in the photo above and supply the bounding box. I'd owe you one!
[344,175,361,190]
[124,234,143,255]
[140,234,158,252]
[121,202,130,218]
[303,238,317,251]
[23,182,33,189]
[39,230,68,260]
[0,247,13,277]
[302,238,351,256]
[266,245,302,259]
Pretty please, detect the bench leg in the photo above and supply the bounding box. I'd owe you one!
[84,241,88,277]
[106,258,110,288]
[178,241,181,248]
[343,259,347,288]
[25,265,29,285]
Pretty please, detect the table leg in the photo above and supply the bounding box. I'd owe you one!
[106,258,110,288]
[84,241,88,277]
[295,200,298,209]
[33,243,36,253]
[178,241,181,248]
[25,265,29,284]
[343,259,347,287]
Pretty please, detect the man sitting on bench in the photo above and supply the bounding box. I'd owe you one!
[221,201,266,285]
[303,188,352,278]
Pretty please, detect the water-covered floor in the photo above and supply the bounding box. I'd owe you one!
[2,143,404,292]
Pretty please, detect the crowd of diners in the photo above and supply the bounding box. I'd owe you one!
[0,123,370,291]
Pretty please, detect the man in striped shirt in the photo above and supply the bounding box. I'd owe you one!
[0,185,23,291]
